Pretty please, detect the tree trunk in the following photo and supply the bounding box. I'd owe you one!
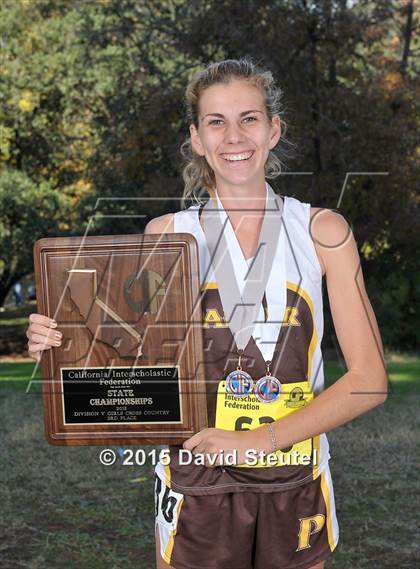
[400,0,414,76]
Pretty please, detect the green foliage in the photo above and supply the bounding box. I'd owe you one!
[0,0,418,347]
[0,168,69,303]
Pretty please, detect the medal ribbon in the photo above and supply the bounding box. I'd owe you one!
[202,185,284,360]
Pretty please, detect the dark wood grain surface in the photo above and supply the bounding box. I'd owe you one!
[33,233,208,446]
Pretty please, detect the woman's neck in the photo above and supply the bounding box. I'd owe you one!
[210,179,267,232]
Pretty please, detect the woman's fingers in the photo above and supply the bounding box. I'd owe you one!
[28,313,56,327]
[26,322,62,340]
[26,313,62,359]
[27,343,52,361]
[29,313,57,328]
[28,332,61,347]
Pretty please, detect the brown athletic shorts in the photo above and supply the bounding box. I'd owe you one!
[155,464,339,569]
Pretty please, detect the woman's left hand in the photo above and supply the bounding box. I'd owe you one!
[182,427,272,467]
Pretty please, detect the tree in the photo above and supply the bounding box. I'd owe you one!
[0,0,418,347]
[0,168,69,306]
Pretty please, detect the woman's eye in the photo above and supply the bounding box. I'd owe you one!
[209,116,257,126]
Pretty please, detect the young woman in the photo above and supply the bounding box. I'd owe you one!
[27,58,388,569]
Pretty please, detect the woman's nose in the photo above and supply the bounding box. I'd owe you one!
[224,123,245,143]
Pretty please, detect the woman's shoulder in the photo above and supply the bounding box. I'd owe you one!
[309,207,350,243]
[309,207,352,277]
[144,213,175,234]
[144,204,201,235]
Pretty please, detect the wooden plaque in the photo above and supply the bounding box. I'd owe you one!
[33,233,208,446]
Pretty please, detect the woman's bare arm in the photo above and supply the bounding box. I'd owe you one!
[264,208,388,451]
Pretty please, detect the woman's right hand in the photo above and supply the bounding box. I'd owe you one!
[26,313,63,361]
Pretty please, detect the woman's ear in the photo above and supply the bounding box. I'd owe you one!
[269,115,281,150]
[190,124,205,157]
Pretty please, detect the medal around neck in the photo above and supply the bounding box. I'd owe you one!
[254,374,282,403]
[225,369,254,397]
[202,184,284,401]
[225,348,254,397]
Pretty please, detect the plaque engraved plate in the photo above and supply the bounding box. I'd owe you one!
[61,366,181,425]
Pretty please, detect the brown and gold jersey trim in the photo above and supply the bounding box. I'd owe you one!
[201,280,318,384]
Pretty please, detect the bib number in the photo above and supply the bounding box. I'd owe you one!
[215,380,314,468]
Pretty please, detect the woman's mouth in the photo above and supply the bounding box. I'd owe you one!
[220,150,255,162]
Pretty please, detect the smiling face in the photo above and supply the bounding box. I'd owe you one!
[190,78,281,194]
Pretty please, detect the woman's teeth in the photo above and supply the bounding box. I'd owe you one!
[221,151,254,162]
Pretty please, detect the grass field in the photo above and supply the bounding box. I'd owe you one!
[1,354,419,569]
[0,301,418,568]
[0,303,35,356]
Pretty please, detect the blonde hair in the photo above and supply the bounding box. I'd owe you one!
[180,57,293,208]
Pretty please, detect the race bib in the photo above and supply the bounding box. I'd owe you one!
[154,473,185,562]
[215,379,314,468]
[155,474,184,530]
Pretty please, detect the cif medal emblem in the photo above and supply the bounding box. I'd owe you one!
[254,360,282,403]
[226,349,254,397]
[226,353,282,403]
